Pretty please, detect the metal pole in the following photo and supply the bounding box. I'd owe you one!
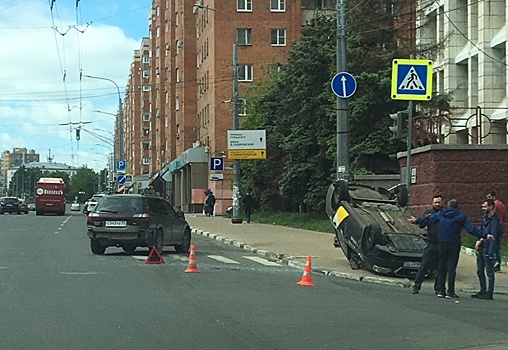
[406,101,413,192]
[336,0,349,181]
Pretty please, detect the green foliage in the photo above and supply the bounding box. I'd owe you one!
[252,210,334,233]
[68,167,102,202]
[240,8,429,212]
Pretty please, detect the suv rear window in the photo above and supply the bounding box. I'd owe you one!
[95,197,144,214]
[2,198,19,204]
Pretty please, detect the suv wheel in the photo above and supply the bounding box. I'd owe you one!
[174,229,191,254]
[90,239,106,255]
[122,244,137,253]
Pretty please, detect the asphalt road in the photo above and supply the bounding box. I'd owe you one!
[0,209,507,349]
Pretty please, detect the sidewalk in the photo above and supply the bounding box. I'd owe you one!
[186,215,508,295]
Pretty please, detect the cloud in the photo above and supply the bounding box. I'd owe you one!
[0,0,142,171]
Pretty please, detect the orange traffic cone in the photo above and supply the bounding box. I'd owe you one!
[185,244,200,273]
[296,255,316,287]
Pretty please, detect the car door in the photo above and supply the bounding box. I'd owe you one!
[162,201,185,244]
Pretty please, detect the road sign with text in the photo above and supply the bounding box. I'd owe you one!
[227,130,266,150]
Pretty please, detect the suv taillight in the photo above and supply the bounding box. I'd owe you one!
[87,212,100,223]
[133,213,150,222]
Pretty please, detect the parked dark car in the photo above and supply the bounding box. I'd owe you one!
[0,197,21,214]
[86,194,191,255]
[326,180,426,278]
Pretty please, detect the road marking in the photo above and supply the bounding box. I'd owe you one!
[59,272,103,275]
[243,256,281,266]
[207,255,240,264]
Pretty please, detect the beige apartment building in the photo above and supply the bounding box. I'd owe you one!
[1,148,40,184]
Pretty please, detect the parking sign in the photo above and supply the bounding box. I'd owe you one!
[210,157,224,171]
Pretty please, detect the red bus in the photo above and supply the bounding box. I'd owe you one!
[35,178,66,215]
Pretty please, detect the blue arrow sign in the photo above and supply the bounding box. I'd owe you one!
[117,175,126,184]
[331,72,357,99]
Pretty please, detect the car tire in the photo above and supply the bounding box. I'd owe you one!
[361,223,382,256]
[122,244,137,253]
[395,185,409,207]
[90,239,106,255]
[174,229,191,254]
[325,179,350,218]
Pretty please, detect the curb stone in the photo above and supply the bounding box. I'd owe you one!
[191,227,410,289]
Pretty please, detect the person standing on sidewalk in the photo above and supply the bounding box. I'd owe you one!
[408,199,494,299]
[472,199,501,300]
[486,190,505,272]
[205,191,216,217]
[412,195,443,295]
[242,190,255,223]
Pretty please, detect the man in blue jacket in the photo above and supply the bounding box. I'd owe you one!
[472,199,500,300]
[409,199,494,299]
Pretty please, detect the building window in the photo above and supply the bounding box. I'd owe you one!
[143,69,150,78]
[143,157,150,165]
[156,46,160,57]
[175,96,180,111]
[238,64,253,81]
[143,113,150,121]
[156,26,160,37]
[143,127,150,135]
[237,0,252,12]
[142,84,150,91]
[176,68,180,82]
[271,29,286,46]
[237,28,252,46]
[143,142,150,150]
[143,55,149,63]
[270,0,285,11]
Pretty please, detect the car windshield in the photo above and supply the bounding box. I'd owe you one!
[2,198,18,203]
[91,195,104,201]
[95,197,143,214]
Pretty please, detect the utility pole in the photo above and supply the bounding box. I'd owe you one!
[336,0,349,181]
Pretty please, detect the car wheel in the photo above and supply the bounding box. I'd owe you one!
[361,223,382,256]
[122,244,137,253]
[90,239,106,255]
[325,180,350,218]
[174,229,191,254]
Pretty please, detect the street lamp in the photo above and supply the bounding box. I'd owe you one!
[194,3,242,224]
[82,74,124,162]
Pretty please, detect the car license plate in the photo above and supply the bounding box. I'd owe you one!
[403,261,420,268]
[105,221,127,227]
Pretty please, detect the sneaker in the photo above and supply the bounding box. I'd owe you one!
[412,288,419,295]
[437,293,445,298]
[445,293,460,299]
[494,262,501,272]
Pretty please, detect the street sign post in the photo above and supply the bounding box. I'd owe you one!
[227,130,267,160]
[331,72,357,99]
[391,59,433,101]
[116,160,126,172]
[210,157,225,171]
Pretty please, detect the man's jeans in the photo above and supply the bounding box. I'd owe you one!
[476,248,495,294]
[413,241,439,291]
[436,242,461,295]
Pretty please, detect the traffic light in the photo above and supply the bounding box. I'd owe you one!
[389,110,408,139]
[76,128,81,141]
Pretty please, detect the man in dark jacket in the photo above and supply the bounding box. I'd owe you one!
[472,199,500,300]
[242,191,254,223]
[409,199,494,299]
[412,195,443,294]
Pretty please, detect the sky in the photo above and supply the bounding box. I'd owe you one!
[0,0,151,171]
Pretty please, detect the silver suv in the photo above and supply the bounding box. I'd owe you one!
[86,194,191,255]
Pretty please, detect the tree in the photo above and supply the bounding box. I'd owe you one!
[241,8,416,212]
[69,167,100,202]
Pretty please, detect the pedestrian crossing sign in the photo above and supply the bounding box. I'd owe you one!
[391,59,433,101]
